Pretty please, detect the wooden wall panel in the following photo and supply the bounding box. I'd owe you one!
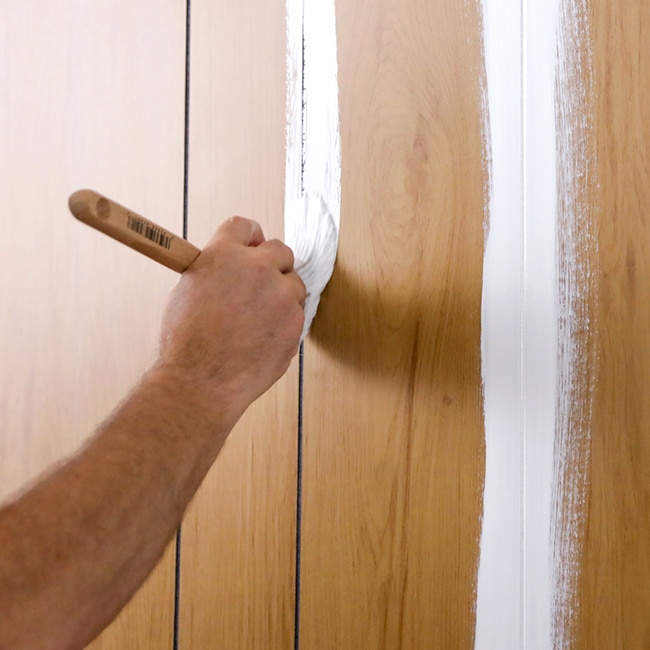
[569,1,650,646]
[0,2,186,647]
[178,0,297,647]
[300,0,487,647]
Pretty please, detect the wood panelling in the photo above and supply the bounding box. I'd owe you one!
[13,1,650,647]
[0,2,185,647]
[569,1,650,646]
[300,0,487,647]
[177,0,297,647]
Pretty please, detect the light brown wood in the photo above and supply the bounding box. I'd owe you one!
[565,1,650,646]
[300,0,487,647]
[0,2,186,647]
[177,0,297,647]
[69,189,200,273]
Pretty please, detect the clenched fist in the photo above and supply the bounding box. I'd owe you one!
[157,216,306,425]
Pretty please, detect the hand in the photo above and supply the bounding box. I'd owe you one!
[156,216,306,423]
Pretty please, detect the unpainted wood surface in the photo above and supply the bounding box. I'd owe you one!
[300,0,487,647]
[570,1,650,646]
[0,2,186,647]
[177,0,297,647]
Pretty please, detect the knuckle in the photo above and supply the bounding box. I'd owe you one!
[285,244,296,267]
[224,215,246,228]
[274,239,295,263]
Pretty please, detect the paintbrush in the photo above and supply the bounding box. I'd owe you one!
[68,190,199,273]
[68,188,334,336]
[284,0,341,338]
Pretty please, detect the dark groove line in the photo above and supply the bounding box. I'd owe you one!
[173,528,182,650]
[294,342,305,650]
[300,0,306,196]
[295,3,307,646]
[182,0,192,243]
[173,0,192,647]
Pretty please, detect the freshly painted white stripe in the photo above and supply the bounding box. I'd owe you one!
[475,0,524,646]
[285,0,341,337]
[477,0,559,648]
[523,0,559,647]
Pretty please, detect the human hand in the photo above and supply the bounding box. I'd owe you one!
[156,216,306,423]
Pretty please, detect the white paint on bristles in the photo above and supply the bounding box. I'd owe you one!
[285,0,341,339]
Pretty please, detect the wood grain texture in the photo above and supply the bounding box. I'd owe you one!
[0,2,185,647]
[300,0,487,647]
[177,0,297,647]
[568,1,650,646]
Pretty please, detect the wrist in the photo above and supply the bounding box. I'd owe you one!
[143,361,246,441]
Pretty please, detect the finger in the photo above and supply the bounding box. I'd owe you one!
[261,239,296,274]
[211,216,266,247]
[286,270,307,307]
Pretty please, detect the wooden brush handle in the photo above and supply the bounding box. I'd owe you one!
[68,189,200,273]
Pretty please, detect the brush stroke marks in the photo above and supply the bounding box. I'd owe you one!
[552,0,597,646]
[572,1,650,645]
[285,0,341,337]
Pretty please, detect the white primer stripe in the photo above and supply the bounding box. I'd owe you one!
[477,0,559,648]
[476,0,524,646]
[523,0,558,647]
[285,0,341,337]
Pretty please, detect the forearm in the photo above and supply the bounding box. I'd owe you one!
[0,365,236,650]
[0,214,305,648]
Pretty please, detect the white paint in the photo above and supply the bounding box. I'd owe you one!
[522,1,559,646]
[285,0,341,338]
[477,0,559,648]
[476,0,525,645]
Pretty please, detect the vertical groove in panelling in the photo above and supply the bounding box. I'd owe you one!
[173,2,192,646]
[301,0,487,646]
[182,0,192,244]
[173,529,182,649]
[552,0,598,645]
[568,1,650,646]
[294,344,304,650]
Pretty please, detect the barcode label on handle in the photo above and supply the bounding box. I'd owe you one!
[127,214,172,250]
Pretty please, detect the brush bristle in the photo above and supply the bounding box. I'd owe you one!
[286,192,339,339]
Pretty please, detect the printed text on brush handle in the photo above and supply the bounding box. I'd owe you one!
[126,214,173,250]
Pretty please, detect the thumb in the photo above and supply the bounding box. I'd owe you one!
[211,216,266,247]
